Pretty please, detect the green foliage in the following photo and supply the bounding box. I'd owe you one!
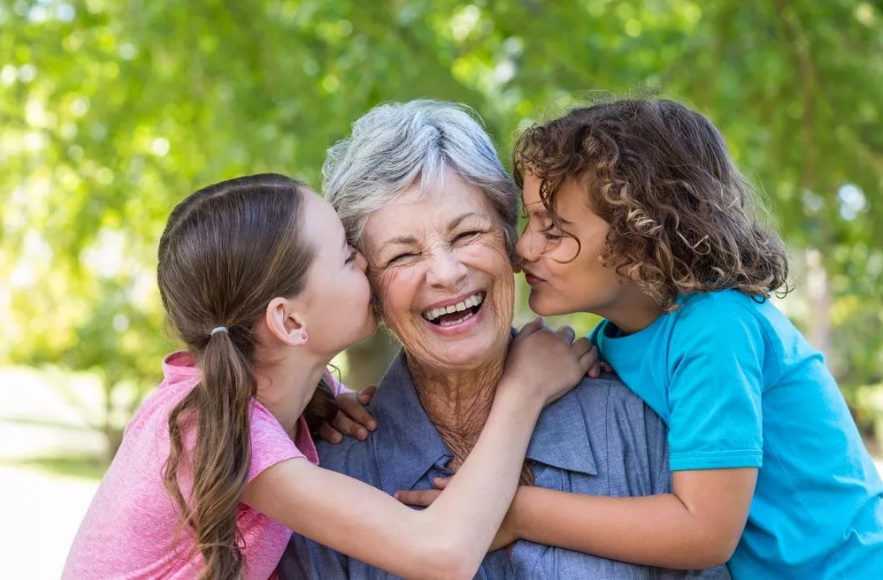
[1,0,881,445]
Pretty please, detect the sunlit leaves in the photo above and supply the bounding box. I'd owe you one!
[0,0,880,426]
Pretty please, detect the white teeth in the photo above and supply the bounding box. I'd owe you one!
[421,292,485,321]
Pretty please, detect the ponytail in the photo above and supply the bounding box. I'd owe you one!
[164,328,256,579]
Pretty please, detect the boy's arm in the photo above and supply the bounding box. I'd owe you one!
[505,468,756,569]
[400,309,763,567]
[317,385,378,443]
[522,302,762,568]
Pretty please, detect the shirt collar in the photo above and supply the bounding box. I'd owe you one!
[371,351,453,494]
[162,351,201,385]
[369,345,597,494]
[526,387,597,476]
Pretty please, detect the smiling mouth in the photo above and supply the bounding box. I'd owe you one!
[421,292,486,327]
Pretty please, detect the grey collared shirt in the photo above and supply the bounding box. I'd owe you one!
[280,351,729,579]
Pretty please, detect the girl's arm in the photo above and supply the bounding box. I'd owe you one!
[503,467,756,569]
[243,320,596,579]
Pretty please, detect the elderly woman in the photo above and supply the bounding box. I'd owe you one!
[280,101,727,578]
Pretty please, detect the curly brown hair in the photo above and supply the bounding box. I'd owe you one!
[513,97,790,311]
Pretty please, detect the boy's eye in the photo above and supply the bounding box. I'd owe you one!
[345,248,357,264]
[541,228,563,242]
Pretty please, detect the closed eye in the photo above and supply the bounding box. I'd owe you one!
[541,227,563,242]
[344,248,358,264]
[388,252,418,265]
[453,230,481,243]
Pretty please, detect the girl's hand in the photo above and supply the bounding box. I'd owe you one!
[316,386,378,444]
[396,477,518,552]
[502,318,596,405]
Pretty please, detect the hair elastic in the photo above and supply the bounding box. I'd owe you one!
[210,326,228,336]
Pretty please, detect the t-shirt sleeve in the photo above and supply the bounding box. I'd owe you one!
[666,303,767,471]
[325,369,352,396]
[247,403,305,483]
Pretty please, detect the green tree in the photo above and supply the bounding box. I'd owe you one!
[1,0,880,453]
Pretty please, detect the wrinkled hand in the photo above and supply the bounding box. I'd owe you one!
[316,385,378,444]
[396,477,518,552]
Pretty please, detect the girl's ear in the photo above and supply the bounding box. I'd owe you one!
[265,297,308,346]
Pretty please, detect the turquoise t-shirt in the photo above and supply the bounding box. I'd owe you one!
[592,290,883,577]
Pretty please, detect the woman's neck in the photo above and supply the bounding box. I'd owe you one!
[409,354,505,470]
[254,352,329,437]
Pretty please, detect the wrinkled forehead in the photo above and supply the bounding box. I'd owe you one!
[362,178,496,243]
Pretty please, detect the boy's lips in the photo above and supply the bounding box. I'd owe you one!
[521,267,545,285]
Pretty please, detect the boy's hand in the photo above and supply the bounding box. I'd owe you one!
[316,386,378,444]
[396,477,518,552]
[588,359,614,378]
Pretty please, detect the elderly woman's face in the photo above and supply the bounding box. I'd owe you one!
[361,170,514,370]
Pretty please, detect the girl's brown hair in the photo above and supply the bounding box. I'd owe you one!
[513,97,790,311]
[157,173,337,578]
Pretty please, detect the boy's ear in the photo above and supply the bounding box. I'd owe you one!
[265,297,308,346]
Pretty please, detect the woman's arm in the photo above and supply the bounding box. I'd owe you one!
[504,467,756,569]
[243,320,596,579]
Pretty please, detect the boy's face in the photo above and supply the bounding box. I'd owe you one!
[516,173,657,332]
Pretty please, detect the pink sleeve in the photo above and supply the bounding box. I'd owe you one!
[247,402,304,483]
[325,369,352,396]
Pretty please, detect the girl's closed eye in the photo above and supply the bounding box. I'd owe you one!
[345,248,358,264]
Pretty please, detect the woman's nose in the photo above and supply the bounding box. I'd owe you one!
[426,247,468,289]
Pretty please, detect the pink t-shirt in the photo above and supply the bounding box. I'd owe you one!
[63,352,323,580]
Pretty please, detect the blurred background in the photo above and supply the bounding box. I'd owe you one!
[1,0,882,575]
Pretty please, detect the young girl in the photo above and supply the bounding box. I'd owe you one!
[62,173,595,579]
[504,98,883,576]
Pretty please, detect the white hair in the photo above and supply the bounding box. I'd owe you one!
[322,100,519,257]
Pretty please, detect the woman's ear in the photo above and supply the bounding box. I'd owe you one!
[265,297,309,346]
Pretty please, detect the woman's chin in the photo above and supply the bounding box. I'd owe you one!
[421,346,502,371]
[416,322,509,369]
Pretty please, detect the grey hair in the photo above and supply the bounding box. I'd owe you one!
[322,99,519,259]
